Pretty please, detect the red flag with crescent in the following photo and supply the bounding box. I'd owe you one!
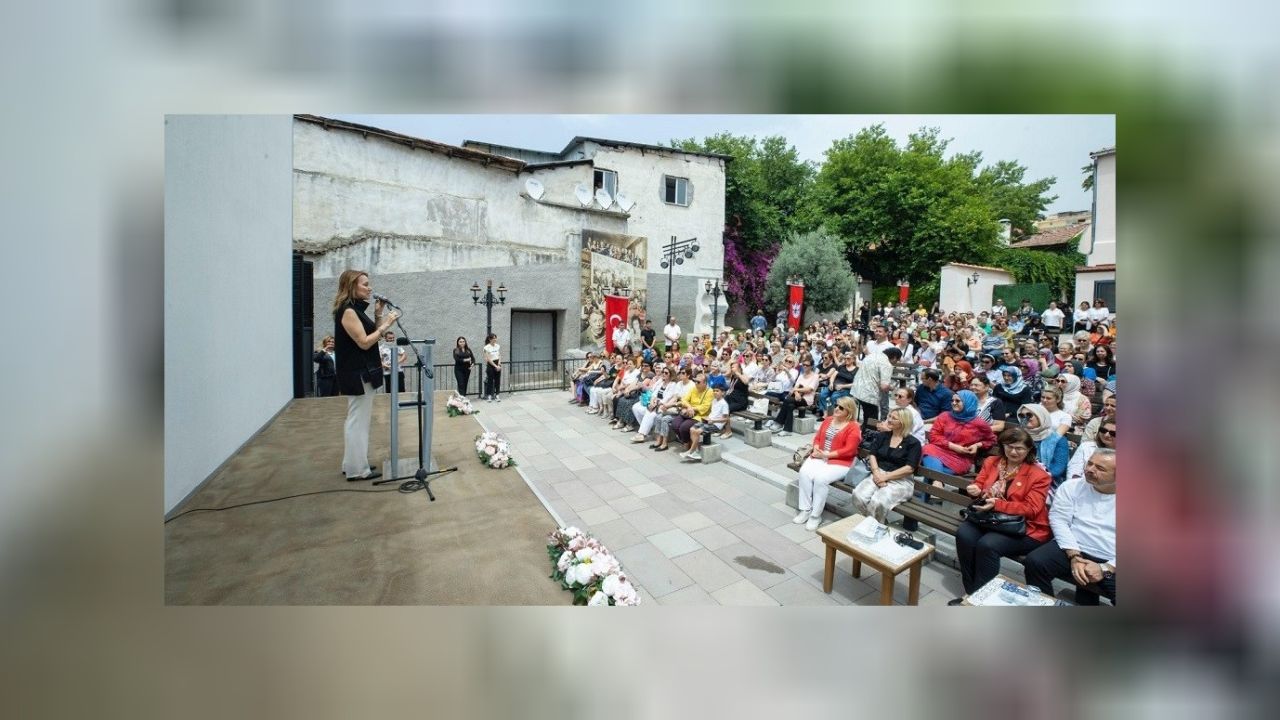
[787,283,804,331]
[604,294,629,353]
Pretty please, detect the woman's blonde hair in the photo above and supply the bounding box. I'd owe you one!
[317,334,334,350]
[835,396,858,419]
[1041,386,1063,407]
[332,269,368,312]
[887,406,914,434]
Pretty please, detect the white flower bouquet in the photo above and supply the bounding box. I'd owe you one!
[474,431,516,468]
[546,526,640,606]
[447,393,477,417]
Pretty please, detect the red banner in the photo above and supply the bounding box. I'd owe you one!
[604,295,629,353]
[898,283,910,304]
[787,283,804,331]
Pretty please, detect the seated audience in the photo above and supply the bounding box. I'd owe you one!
[921,390,997,477]
[1017,403,1070,489]
[853,406,923,523]
[682,386,729,461]
[1022,449,1116,605]
[792,397,862,531]
[915,368,955,421]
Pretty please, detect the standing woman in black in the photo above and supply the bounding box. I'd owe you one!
[453,336,476,397]
[334,269,399,481]
[312,335,338,397]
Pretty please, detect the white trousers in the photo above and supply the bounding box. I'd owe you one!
[589,386,609,409]
[343,380,377,477]
[797,458,850,518]
[632,401,650,428]
[851,476,915,524]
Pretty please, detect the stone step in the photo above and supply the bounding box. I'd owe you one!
[720,450,795,491]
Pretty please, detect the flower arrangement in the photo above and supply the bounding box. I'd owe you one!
[546,526,640,606]
[474,431,516,468]
[446,393,477,417]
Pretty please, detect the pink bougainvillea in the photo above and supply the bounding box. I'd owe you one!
[722,223,778,314]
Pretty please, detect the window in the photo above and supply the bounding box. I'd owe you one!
[593,168,617,198]
[663,175,690,206]
[1093,280,1115,311]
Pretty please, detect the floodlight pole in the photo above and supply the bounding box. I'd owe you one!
[660,235,699,323]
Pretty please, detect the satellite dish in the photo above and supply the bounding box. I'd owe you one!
[615,191,634,212]
[524,178,544,200]
[574,183,593,207]
[594,187,613,209]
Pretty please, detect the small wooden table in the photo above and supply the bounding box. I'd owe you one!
[816,513,933,605]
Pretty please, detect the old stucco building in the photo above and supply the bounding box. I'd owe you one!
[293,115,727,377]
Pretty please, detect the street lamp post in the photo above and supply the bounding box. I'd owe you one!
[659,235,699,323]
[704,279,723,343]
[470,279,507,340]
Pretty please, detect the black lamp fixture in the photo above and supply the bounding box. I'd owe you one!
[659,235,699,321]
[966,272,981,287]
[472,279,507,339]
[704,279,723,341]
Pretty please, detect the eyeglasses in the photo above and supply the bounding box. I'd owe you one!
[1098,428,1116,437]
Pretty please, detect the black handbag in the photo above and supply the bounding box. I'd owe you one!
[960,507,1027,536]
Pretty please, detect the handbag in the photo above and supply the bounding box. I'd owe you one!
[749,397,771,415]
[844,457,872,485]
[960,507,1027,536]
[787,444,813,471]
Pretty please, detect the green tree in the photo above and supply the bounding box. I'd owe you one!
[764,229,856,315]
[975,159,1057,235]
[1080,163,1095,191]
[811,125,999,286]
[671,133,815,252]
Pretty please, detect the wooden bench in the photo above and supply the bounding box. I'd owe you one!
[825,463,971,537]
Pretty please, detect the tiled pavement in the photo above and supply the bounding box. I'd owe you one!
[475,389,968,606]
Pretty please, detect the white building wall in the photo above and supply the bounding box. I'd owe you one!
[165,115,294,514]
[939,264,1015,313]
[1089,152,1116,266]
[1074,270,1116,310]
[293,122,624,279]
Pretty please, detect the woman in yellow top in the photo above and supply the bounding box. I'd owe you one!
[656,372,713,452]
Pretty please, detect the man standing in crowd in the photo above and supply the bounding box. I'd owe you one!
[751,309,768,333]
[639,319,657,363]
[612,318,632,354]
[663,316,682,354]
[863,325,892,358]
[380,330,406,394]
[852,346,899,423]
[991,297,1008,317]
[1023,449,1117,605]
[1041,300,1065,338]
[914,368,954,421]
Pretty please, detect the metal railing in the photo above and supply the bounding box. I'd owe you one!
[311,358,590,397]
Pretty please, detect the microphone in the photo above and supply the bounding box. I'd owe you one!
[373,293,400,309]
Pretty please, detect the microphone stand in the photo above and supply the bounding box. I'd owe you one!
[373,307,452,499]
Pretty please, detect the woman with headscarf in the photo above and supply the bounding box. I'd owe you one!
[945,359,974,393]
[993,364,1034,411]
[1058,373,1092,427]
[1016,403,1069,489]
[920,390,997,477]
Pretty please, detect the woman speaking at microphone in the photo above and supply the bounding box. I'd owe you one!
[333,270,400,481]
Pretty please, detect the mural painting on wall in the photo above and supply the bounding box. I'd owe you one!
[580,229,648,349]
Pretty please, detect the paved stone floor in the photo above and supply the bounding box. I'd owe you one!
[474,389,969,606]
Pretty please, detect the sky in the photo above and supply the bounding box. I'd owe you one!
[338,114,1115,216]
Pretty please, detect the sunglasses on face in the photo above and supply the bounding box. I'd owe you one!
[1098,428,1116,437]
[1017,412,1033,420]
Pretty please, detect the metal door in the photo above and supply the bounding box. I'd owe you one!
[510,311,554,363]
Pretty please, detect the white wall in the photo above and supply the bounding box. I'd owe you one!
[1089,152,1116,266]
[165,115,294,514]
[586,144,726,281]
[1074,270,1115,310]
[293,122,628,279]
[939,264,1014,313]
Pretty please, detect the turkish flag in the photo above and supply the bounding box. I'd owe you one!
[604,294,629,353]
[787,283,804,331]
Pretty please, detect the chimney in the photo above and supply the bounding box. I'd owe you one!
[998,219,1012,245]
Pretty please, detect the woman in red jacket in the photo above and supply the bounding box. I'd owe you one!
[792,397,862,531]
[948,426,1052,604]
[920,390,997,476]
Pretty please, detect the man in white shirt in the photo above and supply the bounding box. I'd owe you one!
[1023,449,1116,605]
[663,316,682,354]
[612,322,632,353]
[862,325,892,358]
[1041,300,1065,337]
[990,298,1008,317]
[851,346,900,423]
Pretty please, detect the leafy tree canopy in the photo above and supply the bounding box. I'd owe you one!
[764,229,855,314]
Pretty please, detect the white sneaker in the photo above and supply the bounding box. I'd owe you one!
[495,395,501,402]
[792,511,809,524]
[687,451,701,461]
[805,516,821,531]
[776,430,790,437]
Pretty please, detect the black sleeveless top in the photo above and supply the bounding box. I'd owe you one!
[334,299,380,395]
